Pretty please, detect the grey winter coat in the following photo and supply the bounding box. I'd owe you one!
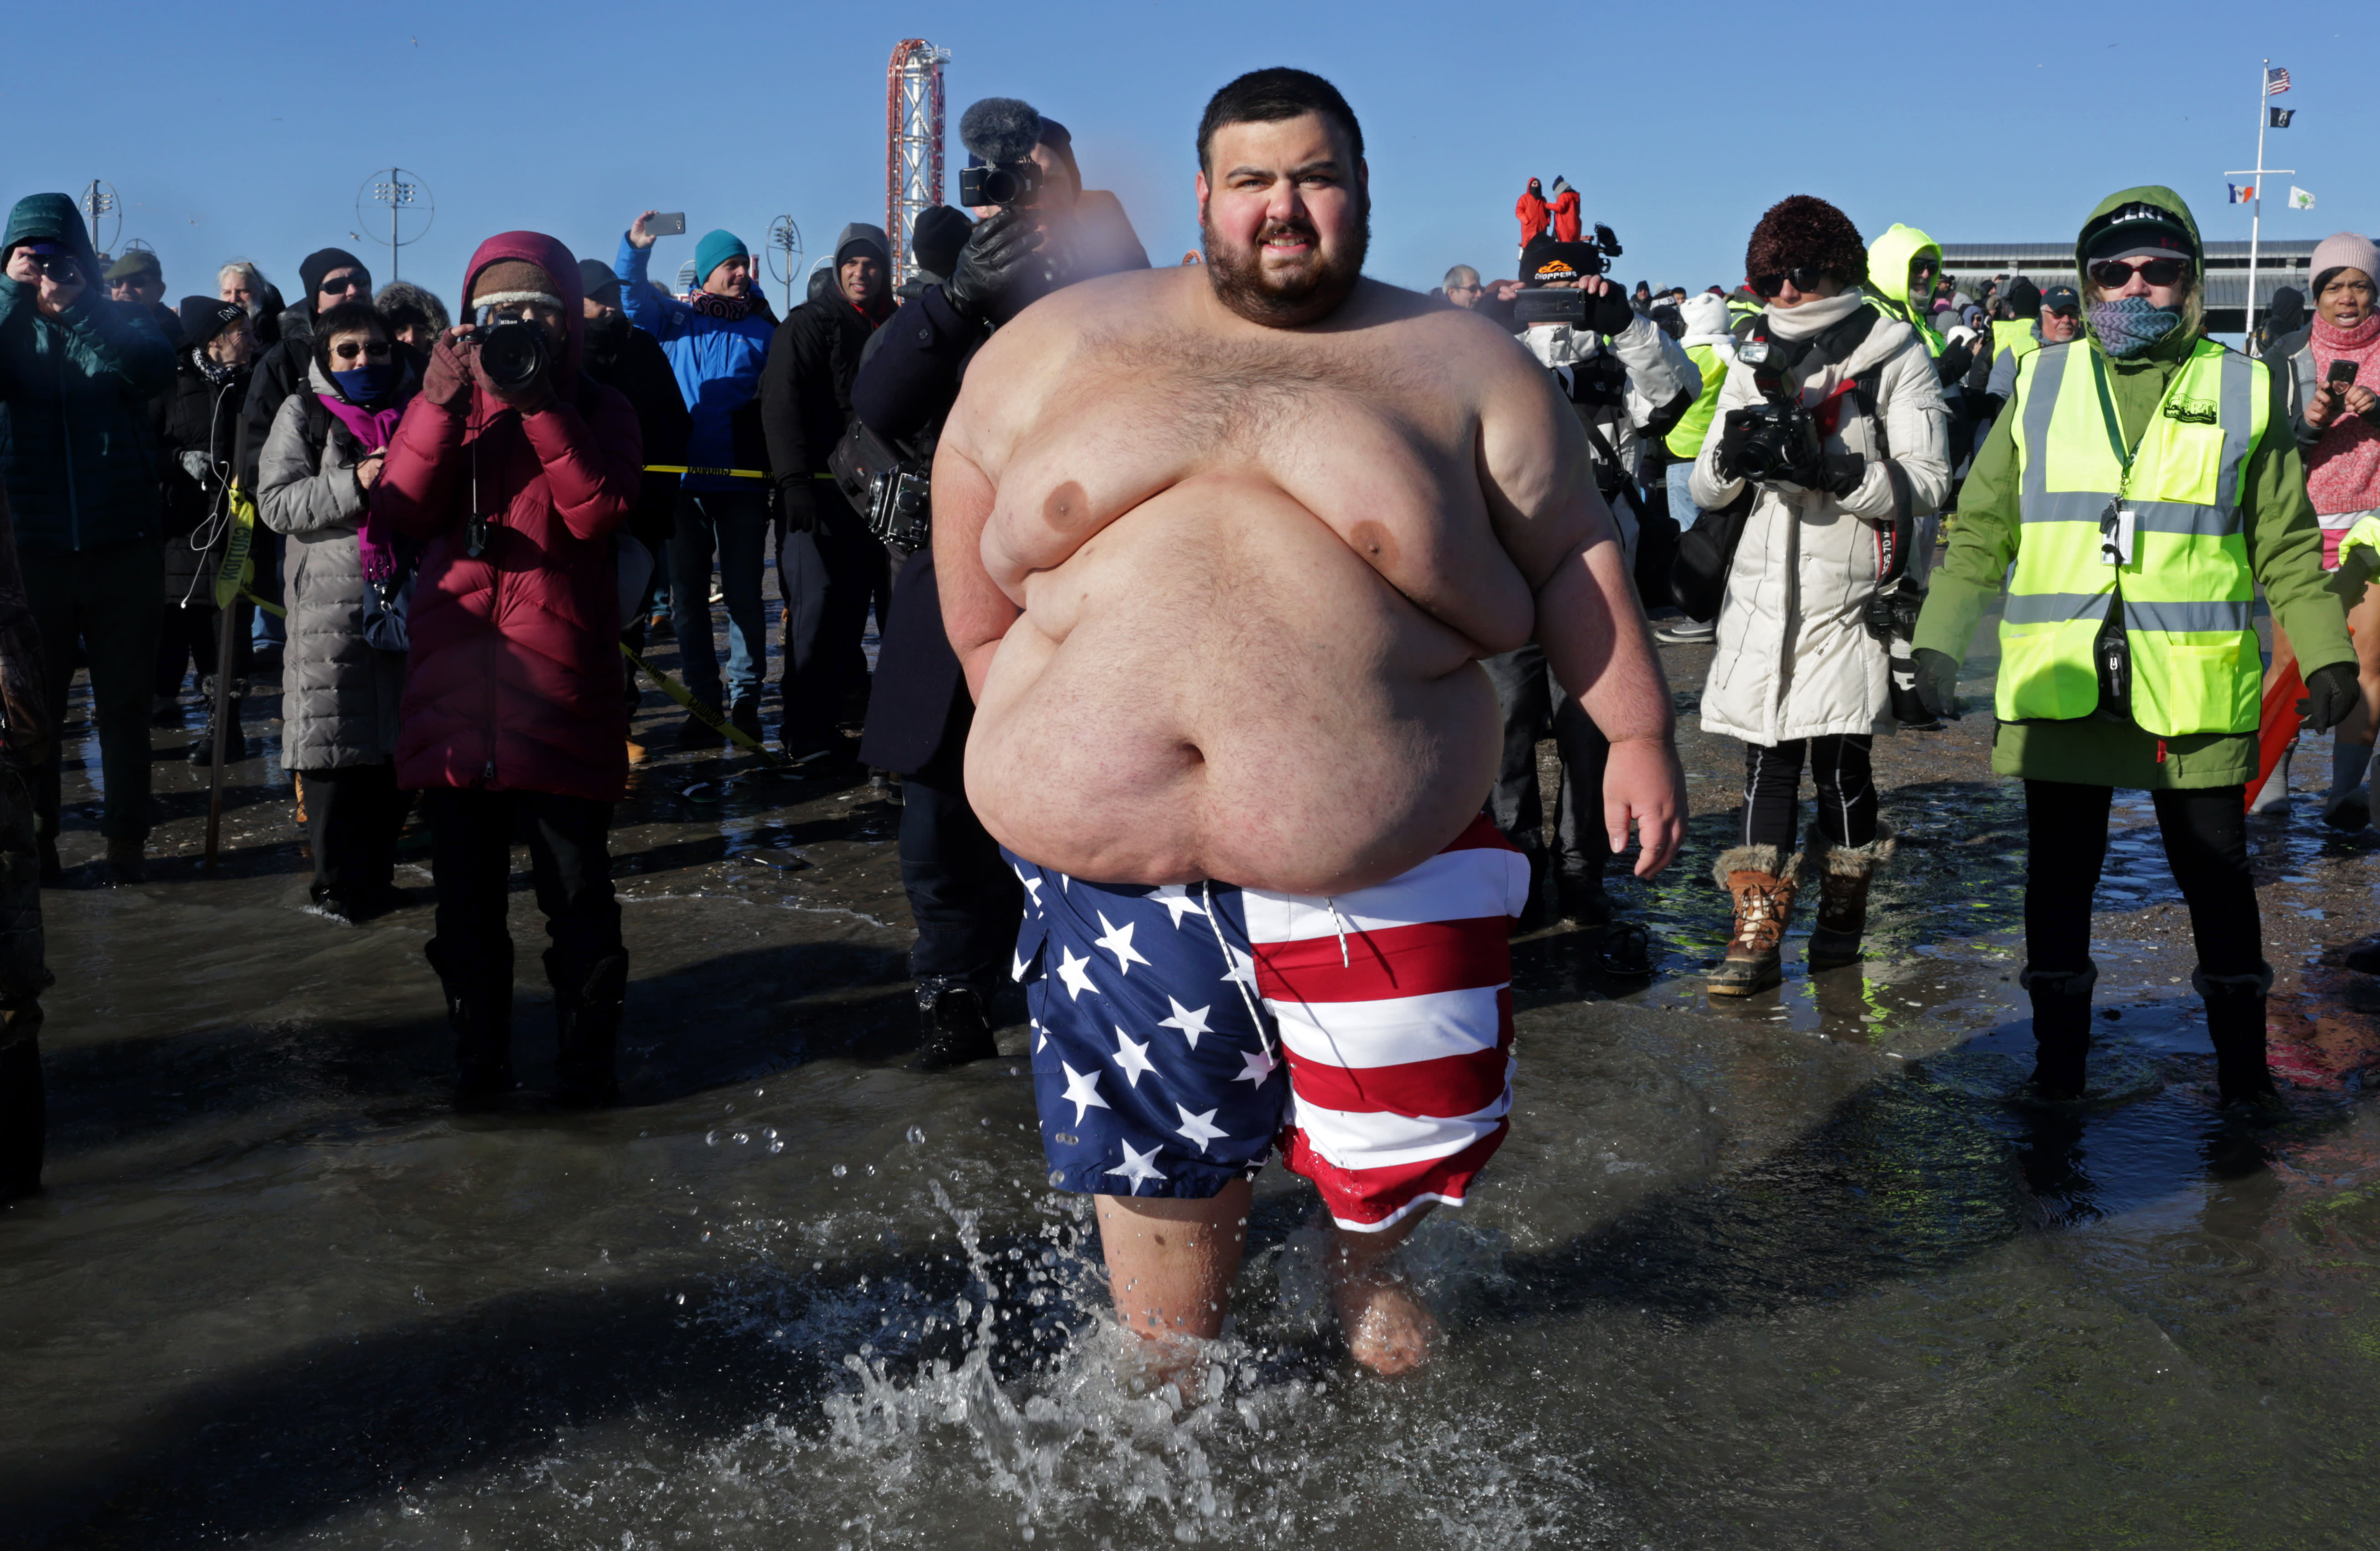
[256,361,411,771]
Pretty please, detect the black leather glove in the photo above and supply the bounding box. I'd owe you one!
[943,207,1047,328]
[777,479,818,535]
[1713,409,1757,482]
[1583,283,1637,338]
[2298,660,2363,733]
[1913,646,1962,720]
[1937,341,1974,383]
[1820,451,1866,499]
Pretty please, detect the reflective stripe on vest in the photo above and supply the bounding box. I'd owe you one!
[1666,343,1729,458]
[1998,338,2268,736]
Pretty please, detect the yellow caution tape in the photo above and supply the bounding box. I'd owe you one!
[619,643,777,762]
[641,465,838,481]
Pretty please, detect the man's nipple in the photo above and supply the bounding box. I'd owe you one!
[1044,480,1092,533]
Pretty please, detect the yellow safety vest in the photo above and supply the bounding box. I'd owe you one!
[1998,338,2269,737]
[1666,343,1729,459]
[1864,293,1945,357]
[1992,318,2041,369]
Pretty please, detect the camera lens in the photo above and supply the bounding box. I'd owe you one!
[477,321,547,393]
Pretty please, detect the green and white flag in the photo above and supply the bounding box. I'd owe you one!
[2291,186,2317,209]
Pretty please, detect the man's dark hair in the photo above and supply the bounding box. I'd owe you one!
[1196,67,1364,173]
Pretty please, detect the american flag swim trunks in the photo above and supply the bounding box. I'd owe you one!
[1007,813,1528,1232]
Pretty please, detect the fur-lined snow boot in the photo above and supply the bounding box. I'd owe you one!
[1708,843,1797,997]
[1804,822,1895,972]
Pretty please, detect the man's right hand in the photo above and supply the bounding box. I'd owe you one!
[777,480,818,534]
[627,210,660,251]
[944,208,1045,327]
[1604,735,1687,878]
[6,249,83,317]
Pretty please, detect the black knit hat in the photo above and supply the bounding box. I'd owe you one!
[2003,276,2042,316]
[179,295,247,347]
[297,247,370,310]
[1744,195,1867,287]
[910,206,973,280]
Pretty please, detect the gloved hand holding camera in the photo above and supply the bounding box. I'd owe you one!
[944,207,1058,329]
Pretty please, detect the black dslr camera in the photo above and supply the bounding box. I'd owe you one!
[1511,225,1629,327]
[1725,340,1820,481]
[461,316,548,393]
[959,160,1042,208]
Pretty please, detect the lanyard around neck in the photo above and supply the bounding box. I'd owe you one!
[2087,348,2189,499]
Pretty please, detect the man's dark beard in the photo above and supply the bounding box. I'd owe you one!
[1200,200,1368,327]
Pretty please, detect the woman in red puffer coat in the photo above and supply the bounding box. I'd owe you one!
[371,230,643,1108]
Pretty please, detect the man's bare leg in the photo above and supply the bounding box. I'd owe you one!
[1096,1182,1250,1393]
[1327,1203,1438,1375]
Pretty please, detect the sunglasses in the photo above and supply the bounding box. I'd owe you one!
[2049,306,2081,320]
[319,275,368,295]
[1750,266,1830,298]
[2087,257,2190,289]
[331,340,393,361]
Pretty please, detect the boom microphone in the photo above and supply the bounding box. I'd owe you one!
[960,98,1044,166]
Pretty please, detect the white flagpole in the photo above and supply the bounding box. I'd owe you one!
[2247,58,2268,341]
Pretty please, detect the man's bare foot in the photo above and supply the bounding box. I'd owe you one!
[1332,1270,1439,1375]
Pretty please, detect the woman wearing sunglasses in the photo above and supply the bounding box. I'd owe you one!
[257,299,419,923]
[2262,232,2380,828]
[1912,187,2357,1109]
[1688,195,1950,995]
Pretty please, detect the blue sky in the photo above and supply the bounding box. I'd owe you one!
[8,0,2370,314]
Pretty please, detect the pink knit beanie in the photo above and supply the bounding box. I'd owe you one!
[2311,231,2380,290]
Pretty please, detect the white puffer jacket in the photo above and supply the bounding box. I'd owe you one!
[1688,305,1949,746]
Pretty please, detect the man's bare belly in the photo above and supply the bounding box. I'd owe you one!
[966,476,1501,896]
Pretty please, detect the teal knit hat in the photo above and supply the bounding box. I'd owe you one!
[694,228,747,285]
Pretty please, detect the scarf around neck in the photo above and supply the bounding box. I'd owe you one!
[2088,295,2184,358]
[2307,311,2380,520]
[316,383,409,580]
[1763,289,1865,341]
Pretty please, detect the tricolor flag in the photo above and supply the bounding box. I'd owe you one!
[2229,183,2255,204]
[2266,65,2292,94]
[2271,106,2295,128]
[2292,186,2317,210]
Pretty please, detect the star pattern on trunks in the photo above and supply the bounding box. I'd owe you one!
[1112,1026,1157,1088]
[1013,864,1044,911]
[1149,884,1209,928]
[1174,1104,1229,1153]
[1060,1061,1110,1123]
[1157,997,1213,1050]
[1093,912,1151,976]
[1107,1139,1167,1191]
[1219,941,1258,993]
[1012,947,1031,983]
[1055,945,1099,1001]
[1234,1045,1278,1086]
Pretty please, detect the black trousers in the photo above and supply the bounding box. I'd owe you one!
[422,788,622,990]
[1482,644,1610,878]
[2024,780,2261,978]
[898,765,1023,997]
[300,763,407,902]
[154,598,252,697]
[777,485,891,757]
[26,541,162,842]
[1741,734,1878,849]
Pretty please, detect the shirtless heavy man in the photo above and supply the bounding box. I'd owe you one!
[936,68,1686,1376]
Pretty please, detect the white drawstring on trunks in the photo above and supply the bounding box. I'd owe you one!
[1202,878,1278,1062]
[1323,897,1352,968]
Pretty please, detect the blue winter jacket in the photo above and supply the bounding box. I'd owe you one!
[615,236,773,494]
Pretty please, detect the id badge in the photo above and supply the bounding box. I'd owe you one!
[2099,502,2137,566]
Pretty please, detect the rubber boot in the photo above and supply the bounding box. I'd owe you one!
[0,1011,45,1202]
[2249,741,2293,815]
[429,939,514,1106]
[1555,849,1612,928]
[186,677,250,766]
[913,978,999,1071]
[2197,962,2281,1114]
[1805,822,1895,972]
[2018,960,2095,1101]
[2323,739,2372,832]
[1708,845,1796,997]
[550,948,629,1107]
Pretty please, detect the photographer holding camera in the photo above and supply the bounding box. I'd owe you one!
[847,96,1148,1070]
[1688,195,1948,995]
[1483,231,1697,931]
[371,233,642,1108]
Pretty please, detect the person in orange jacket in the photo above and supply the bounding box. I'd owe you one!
[1516,177,1550,251]
[1550,176,1582,243]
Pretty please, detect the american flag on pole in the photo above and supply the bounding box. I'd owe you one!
[2266,65,2292,95]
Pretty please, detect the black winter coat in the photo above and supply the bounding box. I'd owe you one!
[581,318,689,552]
[760,292,889,483]
[152,351,251,602]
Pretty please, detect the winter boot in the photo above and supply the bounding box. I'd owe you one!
[186,677,251,766]
[550,949,629,1107]
[429,939,515,1106]
[914,978,999,1071]
[2197,962,2281,1113]
[2249,742,2294,816]
[0,1008,45,1202]
[103,837,145,886]
[1805,823,1895,972]
[1708,845,1796,997]
[2322,739,2373,832]
[1555,852,1612,929]
[2017,960,2096,1101]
